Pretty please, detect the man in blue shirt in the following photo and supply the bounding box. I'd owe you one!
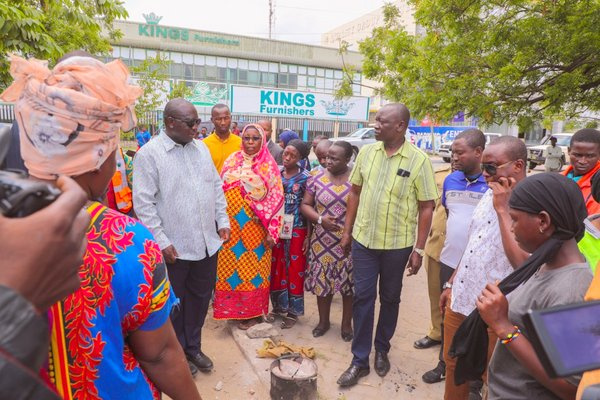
[421,129,488,397]
[135,125,151,148]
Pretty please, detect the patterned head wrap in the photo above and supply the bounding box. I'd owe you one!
[221,124,284,241]
[279,130,299,147]
[0,55,142,179]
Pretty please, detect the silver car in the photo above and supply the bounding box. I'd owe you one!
[331,127,414,159]
[439,132,502,162]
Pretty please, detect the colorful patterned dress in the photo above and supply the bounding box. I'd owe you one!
[47,202,176,400]
[304,170,353,297]
[214,185,273,320]
[270,168,310,316]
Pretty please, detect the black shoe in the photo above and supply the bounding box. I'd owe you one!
[413,336,441,349]
[422,362,446,384]
[186,351,213,372]
[188,360,199,377]
[374,351,390,377]
[337,364,370,387]
[468,379,483,400]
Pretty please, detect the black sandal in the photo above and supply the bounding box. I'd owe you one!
[341,330,354,342]
[281,314,298,329]
[312,324,330,337]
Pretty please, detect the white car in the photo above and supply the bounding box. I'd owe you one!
[331,127,414,159]
[527,133,573,171]
[438,132,502,163]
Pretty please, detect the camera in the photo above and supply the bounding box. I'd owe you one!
[0,124,61,217]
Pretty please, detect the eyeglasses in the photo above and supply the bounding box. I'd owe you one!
[242,136,262,142]
[170,117,201,128]
[481,160,514,176]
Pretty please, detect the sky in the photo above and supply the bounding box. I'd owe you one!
[121,0,388,46]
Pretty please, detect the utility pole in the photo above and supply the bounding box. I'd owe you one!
[269,0,275,39]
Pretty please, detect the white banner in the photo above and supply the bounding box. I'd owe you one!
[230,85,370,121]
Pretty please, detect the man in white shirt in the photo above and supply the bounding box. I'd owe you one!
[439,136,529,399]
[133,98,230,376]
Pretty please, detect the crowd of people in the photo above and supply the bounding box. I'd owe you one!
[1,54,600,400]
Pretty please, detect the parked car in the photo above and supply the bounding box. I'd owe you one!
[527,133,573,171]
[438,132,503,163]
[331,127,414,159]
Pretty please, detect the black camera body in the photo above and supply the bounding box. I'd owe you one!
[0,124,61,218]
[0,169,61,217]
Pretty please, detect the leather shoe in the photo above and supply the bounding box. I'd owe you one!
[188,360,199,377]
[187,351,213,372]
[413,336,441,349]
[374,351,390,377]
[337,364,370,387]
[422,362,445,384]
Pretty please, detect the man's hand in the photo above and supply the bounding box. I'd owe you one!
[264,235,275,249]
[439,288,451,315]
[489,177,516,213]
[340,232,352,257]
[406,251,423,276]
[0,175,89,311]
[302,237,310,255]
[162,245,179,265]
[476,283,513,337]
[321,215,341,232]
[218,228,231,242]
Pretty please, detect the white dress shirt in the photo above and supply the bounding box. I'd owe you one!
[133,132,230,261]
[450,189,513,316]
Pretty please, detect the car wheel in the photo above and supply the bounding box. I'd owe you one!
[443,157,451,163]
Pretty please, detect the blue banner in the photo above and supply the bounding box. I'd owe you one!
[408,126,476,152]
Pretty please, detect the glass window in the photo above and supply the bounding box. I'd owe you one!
[307,76,316,87]
[133,48,145,60]
[217,57,227,67]
[111,46,120,58]
[325,79,334,89]
[269,62,278,73]
[227,58,238,68]
[353,84,361,95]
[238,70,248,83]
[194,65,205,79]
[205,56,216,66]
[291,65,299,74]
[261,72,276,86]
[334,70,343,79]
[317,68,325,77]
[228,68,238,82]
[325,69,333,78]
[146,49,157,59]
[205,65,217,79]
[248,60,259,70]
[278,73,288,86]
[218,67,227,81]
[182,53,194,64]
[316,77,325,88]
[248,71,260,84]
[297,75,307,87]
[259,61,269,72]
[171,63,183,78]
[353,73,361,82]
[194,55,205,65]
[120,47,130,60]
[280,64,288,73]
[288,75,297,88]
[239,59,249,69]
[307,67,315,75]
[171,52,182,63]
[184,64,193,80]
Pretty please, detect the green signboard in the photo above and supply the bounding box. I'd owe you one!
[139,13,240,46]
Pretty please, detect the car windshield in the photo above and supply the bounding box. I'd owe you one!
[541,134,571,147]
[347,128,370,137]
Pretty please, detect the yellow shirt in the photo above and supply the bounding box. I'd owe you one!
[203,132,242,173]
[424,166,452,260]
[349,141,439,249]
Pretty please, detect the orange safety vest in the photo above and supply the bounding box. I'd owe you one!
[111,148,133,213]
[562,161,600,215]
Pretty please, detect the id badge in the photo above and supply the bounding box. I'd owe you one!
[280,214,294,239]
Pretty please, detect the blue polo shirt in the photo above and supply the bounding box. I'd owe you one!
[440,171,488,268]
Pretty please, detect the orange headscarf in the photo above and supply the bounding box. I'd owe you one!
[0,55,142,179]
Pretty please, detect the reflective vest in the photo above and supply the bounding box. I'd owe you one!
[111,148,133,213]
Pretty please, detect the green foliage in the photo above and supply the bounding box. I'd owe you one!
[0,0,128,88]
[130,54,170,120]
[169,81,193,101]
[348,1,600,124]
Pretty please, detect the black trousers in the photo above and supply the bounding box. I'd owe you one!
[167,253,217,355]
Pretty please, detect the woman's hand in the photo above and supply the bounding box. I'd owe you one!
[302,236,310,255]
[265,235,275,249]
[476,283,513,336]
[320,215,341,232]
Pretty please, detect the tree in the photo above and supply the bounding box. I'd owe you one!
[130,54,170,125]
[344,1,600,124]
[0,0,128,88]
[168,81,193,101]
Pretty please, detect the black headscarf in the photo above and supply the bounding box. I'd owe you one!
[449,173,588,384]
[592,171,600,203]
[287,139,311,159]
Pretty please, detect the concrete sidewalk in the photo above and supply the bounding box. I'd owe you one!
[228,269,445,400]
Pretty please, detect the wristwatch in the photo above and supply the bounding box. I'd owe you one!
[442,282,453,290]
[413,247,425,257]
[317,216,322,225]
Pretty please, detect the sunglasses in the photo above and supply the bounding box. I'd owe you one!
[242,136,262,142]
[170,117,201,128]
[481,160,514,176]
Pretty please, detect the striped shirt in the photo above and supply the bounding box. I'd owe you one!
[349,141,438,249]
